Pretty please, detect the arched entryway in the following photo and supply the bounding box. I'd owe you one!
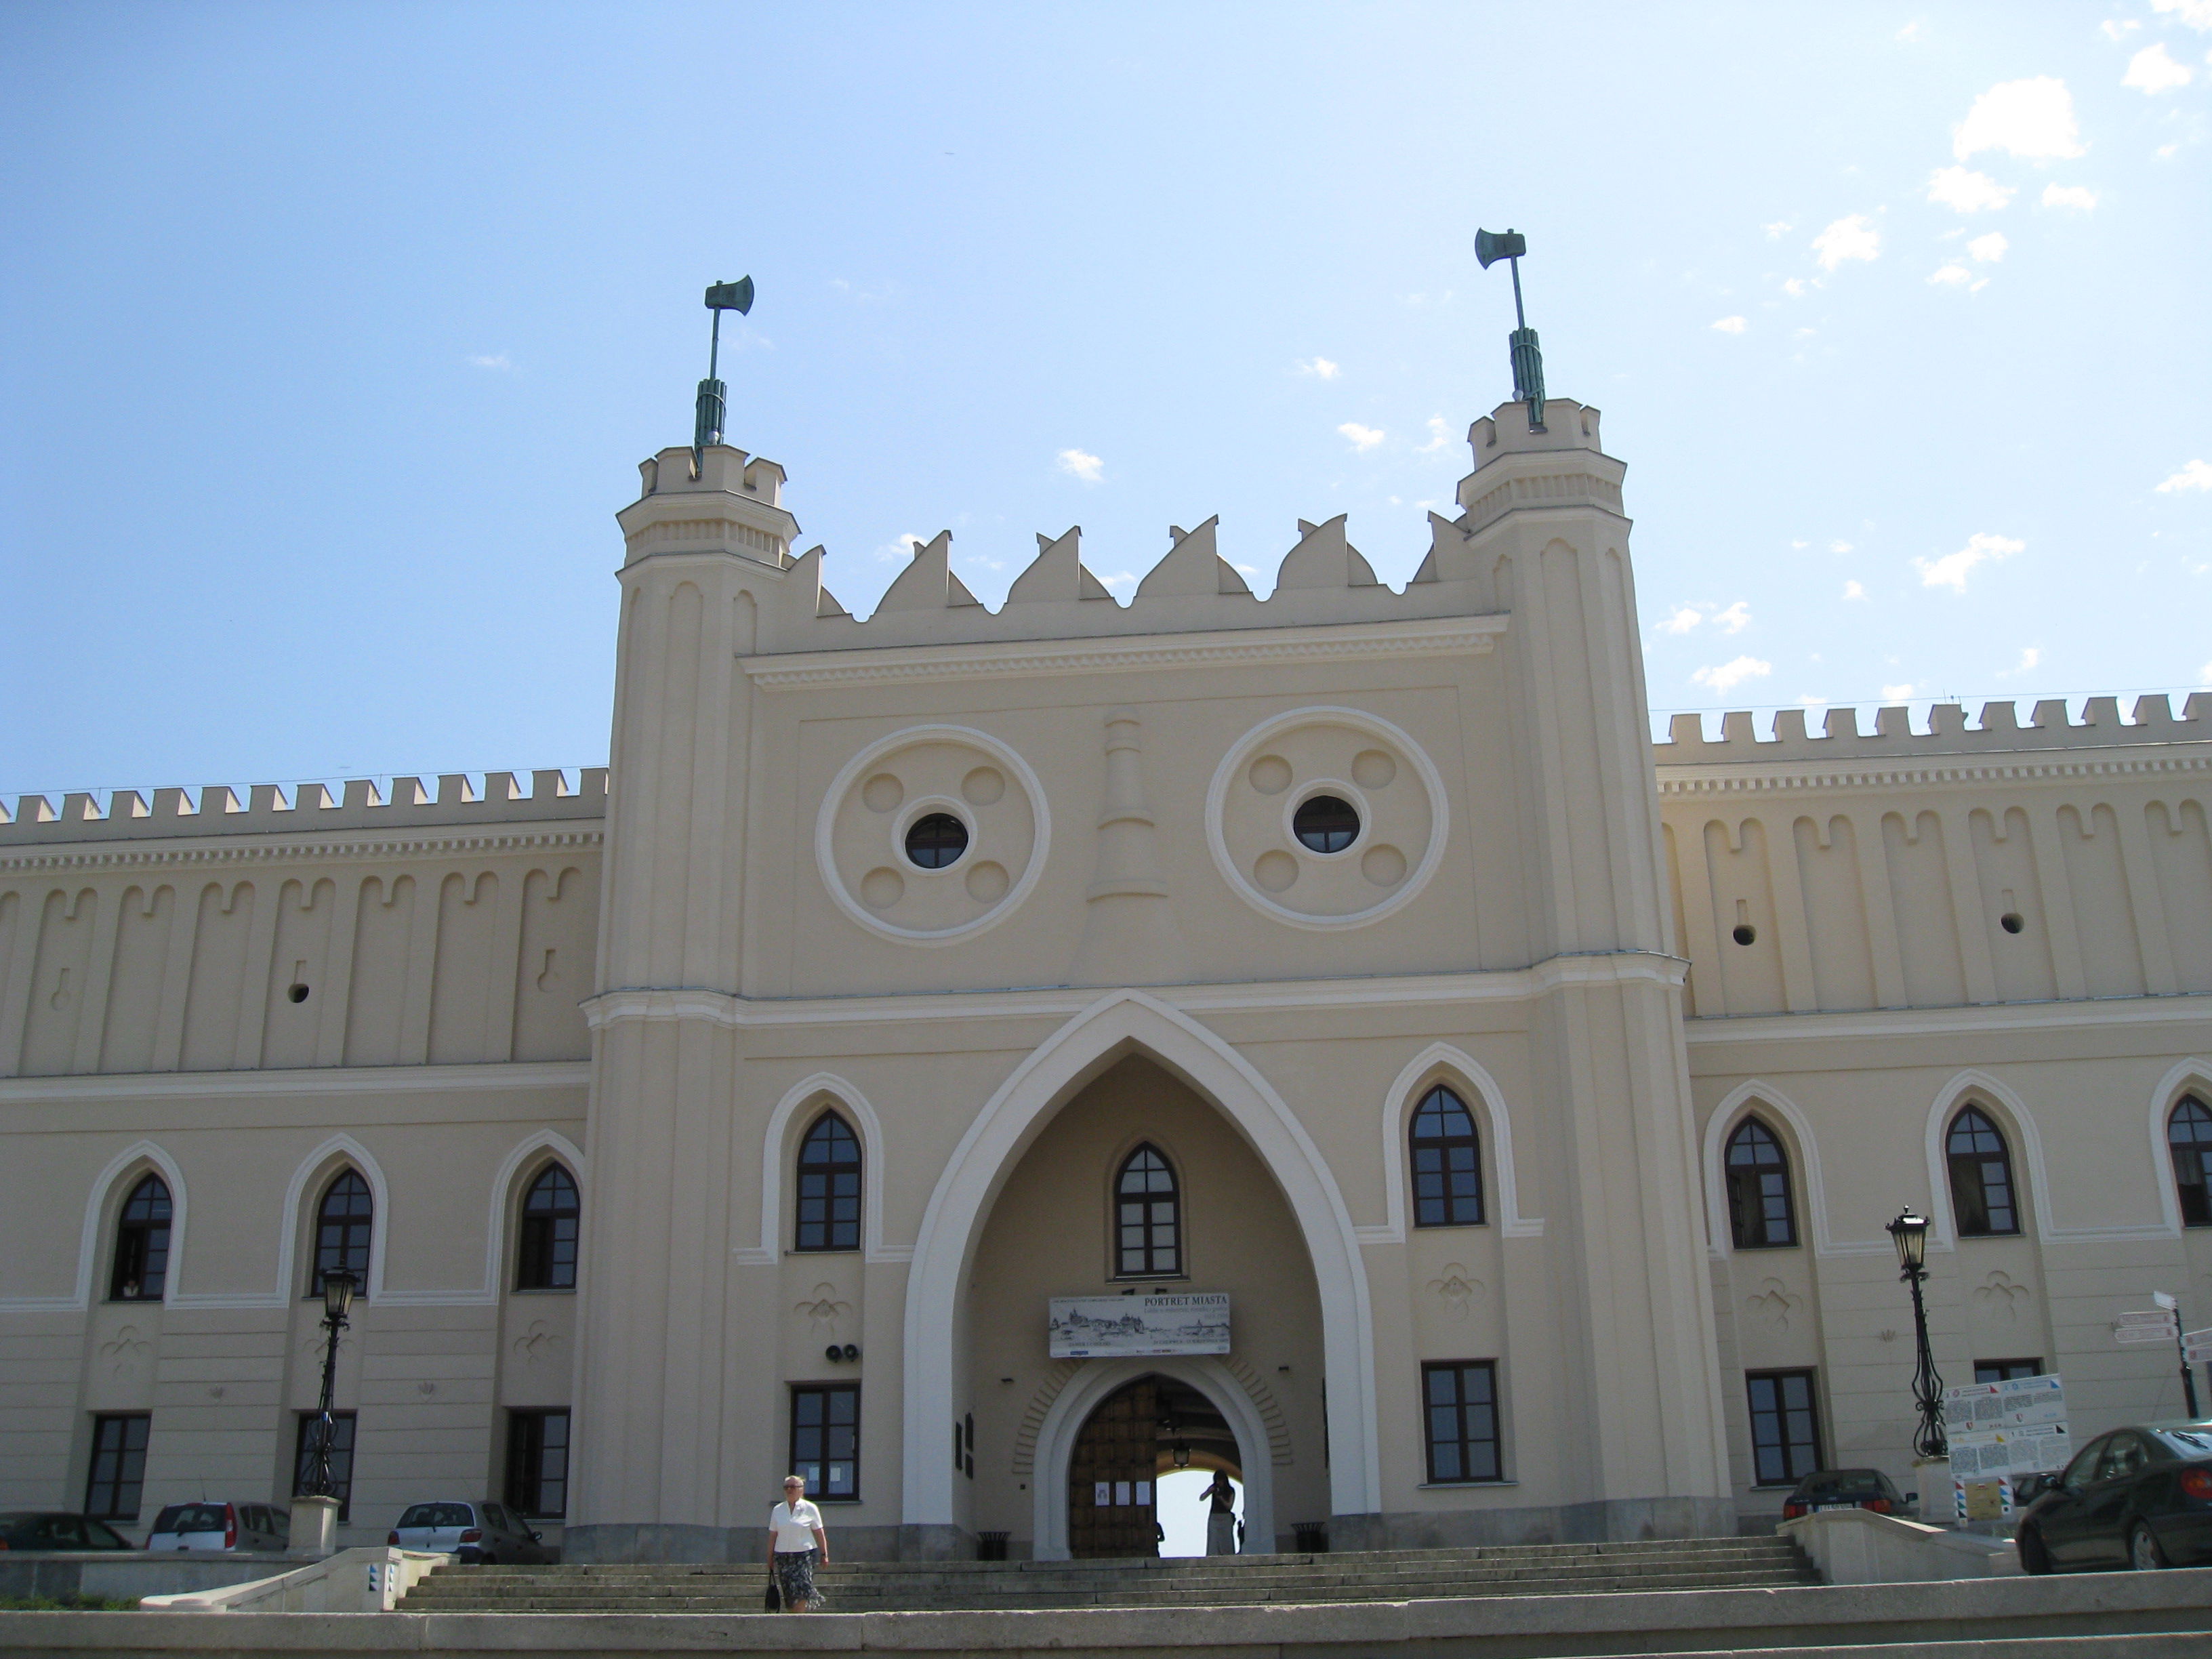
[1064,1374,1242,1558]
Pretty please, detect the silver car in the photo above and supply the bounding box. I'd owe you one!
[388,1500,548,1563]
[144,1500,289,1553]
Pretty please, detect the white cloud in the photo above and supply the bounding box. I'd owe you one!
[2158,142,2182,158]
[2152,0,2212,26]
[1057,447,1104,483]
[1296,357,1340,380]
[2009,646,2042,675]
[1233,562,1261,576]
[1763,220,1794,238]
[1926,166,2015,212]
[1968,231,2009,262]
[1830,540,1853,554]
[2157,458,2212,492]
[1658,605,1703,635]
[1843,579,1867,600]
[1952,77,2084,161]
[2041,183,2099,210]
[2203,659,2212,684]
[2125,43,2195,92]
[1915,531,2026,591]
[467,353,512,370]
[1418,416,1452,453]
[1711,315,1747,334]
[1882,682,1917,701]
[1812,215,1881,270]
[2103,18,2142,39]
[1896,20,1927,41]
[1782,277,1809,298]
[1713,600,1753,634]
[1097,570,1138,592]
[876,532,926,562]
[1929,263,1973,286]
[1691,655,1773,693]
[1337,422,1385,453]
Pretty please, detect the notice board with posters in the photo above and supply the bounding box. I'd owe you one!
[1944,1374,2070,1519]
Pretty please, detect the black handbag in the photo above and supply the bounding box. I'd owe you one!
[764,1574,781,1612]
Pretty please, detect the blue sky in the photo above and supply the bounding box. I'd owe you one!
[3,2,2208,798]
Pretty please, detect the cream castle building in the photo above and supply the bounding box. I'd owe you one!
[3,389,2209,1563]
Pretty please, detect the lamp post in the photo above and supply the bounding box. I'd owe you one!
[305,1269,358,1498]
[1885,1210,1947,1460]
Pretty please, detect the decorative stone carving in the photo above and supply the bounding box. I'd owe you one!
[1426,1265,1483,1320]
[98,1325,150,1380]
[512,1320,558,1364]
[1744,1279,1804,1332]
[1973,1270,2031,1324]
[796,1286,853,1334]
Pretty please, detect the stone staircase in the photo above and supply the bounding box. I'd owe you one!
[399,1535,1816,1613]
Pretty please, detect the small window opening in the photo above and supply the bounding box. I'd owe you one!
[2000,913,2024,934]
[1292,794,1359,853]
[904,813,968,869]
[1732,924,1757,946]
[287,983,310,1003]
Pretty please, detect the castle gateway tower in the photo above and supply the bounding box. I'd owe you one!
[567,395,1736,1560]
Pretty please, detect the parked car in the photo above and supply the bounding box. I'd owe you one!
[144,1501,289,1553]
[388,1500,548,1563]
[1779,1467,1912,1520]
[0,1511,136,1551]
[2016,1420,2212,1573]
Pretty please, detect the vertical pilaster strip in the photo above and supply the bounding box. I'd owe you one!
[398,871,437,1064]
[71,884,120,1075]
[482,861,527,1062]
[2114,805,2181,996]
[151,882,201,1071]
[234,878,281,1068]
[1671,816,1723,1018]
[0,888,41,1076]
[1761,812,1818,1014]
[314,875,365,1067]
[2026,801,2088,999]
[1939,806,1998,1005]
[1849,809,1908,1008]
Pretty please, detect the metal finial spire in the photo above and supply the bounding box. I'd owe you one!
[695,277,755,470]
[1474,230,1544,432]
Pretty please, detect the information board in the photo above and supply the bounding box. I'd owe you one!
[1048,1292,1231,1358]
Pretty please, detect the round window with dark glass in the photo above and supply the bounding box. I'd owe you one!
[904,811,970,869]
[1292,794,1360,854]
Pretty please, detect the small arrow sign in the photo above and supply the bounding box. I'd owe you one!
[2184,1328,2212,1364]
[2114,1309,2179,1330]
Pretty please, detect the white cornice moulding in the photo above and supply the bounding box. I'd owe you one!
[0,827,602,876]
[0,1060,590,1105]
[1656,750,2212,798]
[1685,994,2212,1048]
[583,951,1687,1032]
[739,615,1508,690]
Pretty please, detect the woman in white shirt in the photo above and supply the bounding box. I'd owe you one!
[768,1475,829,1612]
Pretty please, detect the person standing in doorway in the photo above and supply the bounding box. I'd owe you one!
[1200,1470,1238,1555]
[769,1475,830,1612]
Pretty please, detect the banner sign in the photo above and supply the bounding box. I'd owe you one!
[1048,1293,1230,1358]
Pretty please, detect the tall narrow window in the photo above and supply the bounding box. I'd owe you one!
[85,1414,150,1520]
[1114,1144,1181,1277]
[311,1170,373,1296]
[1746,1370,1821,1486]
[1975,1359,2043,1382]
[1946,1106,2020,1237]
[1724,1118,1797,1248]
[506,1409,570,1517]
[2170,1097,2212,1228]
[292,1412,356,1521]
[1421,1361,1501,1483]
[790,1383,859,1500]
[795,1112,862,1252]
[1410,1086,1485,1227]
[516,1164,580,1290]
[110,1174,173,1300]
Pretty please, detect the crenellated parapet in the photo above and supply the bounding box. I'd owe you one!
[615,398,1621,660]
[0,768,607,847]
[1656,694,2212,769]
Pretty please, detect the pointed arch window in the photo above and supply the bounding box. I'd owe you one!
[1410,1085,1485,1227]
[1946,1106,2020,1237]
[110,1174,172,1300]
[796,1111,863,1252]
[516,1164,580,1290]
[1115,1144,1181,1277]
[2170,1097,2212,1229]
[1724,1118,1797,1249]
[311,1170,373,1296]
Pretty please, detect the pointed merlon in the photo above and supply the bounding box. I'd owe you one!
[1007,527,1115,605]
[790,546,851,617]
[1275,513,1380,591]
[1136,517,1250,599]
[1408,512,1471,586]
[875,530,983,613]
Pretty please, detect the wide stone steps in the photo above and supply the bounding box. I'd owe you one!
[401,1536,1816,1613]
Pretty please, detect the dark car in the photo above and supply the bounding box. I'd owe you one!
[2016,1420,2212,1573]
[1780,1467,1911,1521]
[388,1500,549,1563]
[0,1512,137,1551]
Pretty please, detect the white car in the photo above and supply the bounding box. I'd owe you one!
[144,1501,289,1553]
[388,1500,548,1563]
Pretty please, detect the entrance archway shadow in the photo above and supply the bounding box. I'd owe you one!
[903,991,1376,1539]
[1032,1355,1273,1561]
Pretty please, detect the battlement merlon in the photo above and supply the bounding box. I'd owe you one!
[618,445,799,572]
[0,768,608,848]
[1654,695,2212,767]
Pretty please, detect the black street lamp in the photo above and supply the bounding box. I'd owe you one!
[305,1268,358,1498]
[1885,1209,1947,1460]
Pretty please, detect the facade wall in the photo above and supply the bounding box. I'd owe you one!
[2,398,2207,1558]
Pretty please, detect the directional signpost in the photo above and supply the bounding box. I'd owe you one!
[2114,1294,2201,1418]
[2113,1308,2179,1345]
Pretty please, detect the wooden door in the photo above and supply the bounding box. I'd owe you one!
[1068,1378,1158,1558]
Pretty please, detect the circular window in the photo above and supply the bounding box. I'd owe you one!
[904,812,970,869]
[1292,794,1360,854]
